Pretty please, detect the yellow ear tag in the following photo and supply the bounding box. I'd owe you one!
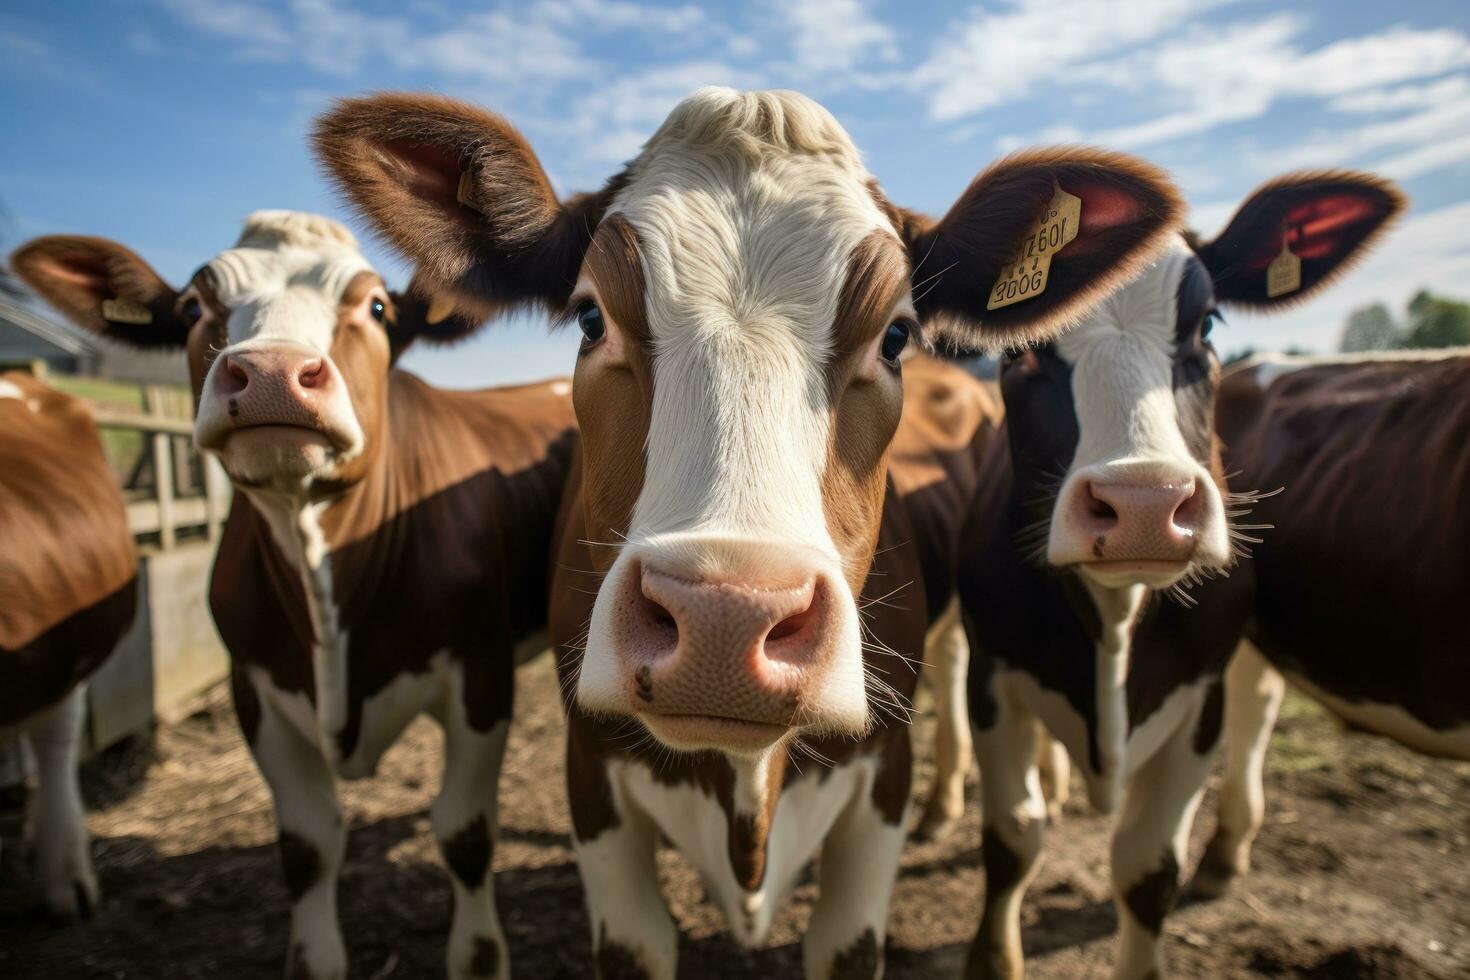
[456,167,479,213]
[101,297,153,324]
[1266,236,1301,299]
[426,295,455,325]
[988,182,1082,311]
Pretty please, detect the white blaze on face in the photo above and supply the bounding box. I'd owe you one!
[576,89,902,741]
[192,212,374,480]
[1048,240,1231,580]
[615,88,893,558]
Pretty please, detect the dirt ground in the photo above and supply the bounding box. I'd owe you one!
[2,653,1467,979]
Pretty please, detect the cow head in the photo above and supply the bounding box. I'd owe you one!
[313,88,1182,754]
[12,214,467,499]
[1012,170,1404,593]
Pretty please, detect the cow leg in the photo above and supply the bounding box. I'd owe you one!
[26,685,97,920]
[917,600,971,841]
[1194,642,1285,899]
[1109,696,1216,980]
[1035,727,1070,824]
[804,758,910,979]
[966,686,1046,980]
[247,681,347,980]
[432,701,511,980]
[572,767,676,980]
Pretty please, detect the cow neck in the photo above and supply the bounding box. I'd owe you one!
[1072,577,1145,812]
[243,429,400,768]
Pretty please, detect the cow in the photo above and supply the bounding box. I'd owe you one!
[310,86,1185,978]
[1196,347,1470,899]
[13,213,578,980]
[0,371,136,920]
[948,171,1404,979]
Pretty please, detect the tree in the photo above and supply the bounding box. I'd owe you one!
[1339,302,1399,352]
[1399,290,1470,350]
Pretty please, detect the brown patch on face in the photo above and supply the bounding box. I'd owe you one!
[821,231,911,595]
[572,215,654,572]
[319,271,394,488]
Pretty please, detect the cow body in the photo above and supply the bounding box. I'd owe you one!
[314,86,1183,977]
[0,371,137,919]
[14,214,577,979]
[1199,350,1470,893]
[945,172,1406,979]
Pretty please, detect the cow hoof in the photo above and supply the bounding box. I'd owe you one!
[1189,864,1236,901]
[1045,801,1065,826]
[44,871,99,922]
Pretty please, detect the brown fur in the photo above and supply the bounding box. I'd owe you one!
[0,372,137,725]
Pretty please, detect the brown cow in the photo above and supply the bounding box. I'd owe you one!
[0,371,136,920]
[13,213,577,979]
[941,172,1404,978]
[1199,348,1470,897]
[313,86,1183,978]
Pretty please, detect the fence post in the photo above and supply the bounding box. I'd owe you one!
[145,386,176,550]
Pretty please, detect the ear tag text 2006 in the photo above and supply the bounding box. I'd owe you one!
[101,298,153,324]
[987,183,1082,311]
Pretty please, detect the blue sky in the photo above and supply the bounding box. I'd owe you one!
[3,0,1467,386]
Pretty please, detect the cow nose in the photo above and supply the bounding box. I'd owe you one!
[1080,476,1202,544]
[591,548,860,750]
[219,349,329,398]
[638,567,824,676]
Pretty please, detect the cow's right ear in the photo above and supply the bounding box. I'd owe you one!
[10,236,189,347]
[313,92,605,323]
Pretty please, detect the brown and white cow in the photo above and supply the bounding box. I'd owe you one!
[1196,346,1470,897]
[312,87,1184,978]
[0,371,136,920]
[947,171,1404,978]
[13,214,577,979]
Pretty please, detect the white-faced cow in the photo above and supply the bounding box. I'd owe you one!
[950,171,1404,979]
[312,87,1183,978]
[0,372,136,920]
[13,214,578,980]
[1197,346,1470,898]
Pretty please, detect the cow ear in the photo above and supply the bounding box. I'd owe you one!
[313,92,605,322]
[1198,170,1406,310]
[904,147,1184,351]
[385,276,492,364]
[10,236,188,347]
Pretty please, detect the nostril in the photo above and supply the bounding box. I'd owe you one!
[1172,481,1204,532]
[1084,481,1118,523]
[767,604,815,643]
[638,591,677,635]
[221,356,249,393]
[296,357,326,390]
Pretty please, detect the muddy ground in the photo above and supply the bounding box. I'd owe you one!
[2,653,1467,978]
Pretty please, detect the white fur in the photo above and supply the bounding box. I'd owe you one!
[917,598,973,837]
[1234,344,1470,391]
[1048,240,1231,576]
[16,686,97,919]
[1206,640,1286,888]
[577,88,907,743]
[192,211,373,470]
[0,379,23,400]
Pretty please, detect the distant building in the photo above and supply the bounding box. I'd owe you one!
[0,296,186,385]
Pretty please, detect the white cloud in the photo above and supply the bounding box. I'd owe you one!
[1263,98,1470,174]
[1226,199,1470,353]
[915,0,1233,121]
[768,0,897,74]
[535,0,707,36]
[1330,75,1470,114]
[567,60,759,163]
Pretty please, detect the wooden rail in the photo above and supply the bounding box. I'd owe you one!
[92,390,230,550]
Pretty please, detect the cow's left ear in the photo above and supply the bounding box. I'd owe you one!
[1197,171,1406,310]
[384,276,488,363]
[902,147,1184,351]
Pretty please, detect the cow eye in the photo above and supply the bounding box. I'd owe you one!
[1202,310,1224,339]
[370,298,387,324]
[880,321,911,365]
[576,300,605,345]
[180,297,202,327]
